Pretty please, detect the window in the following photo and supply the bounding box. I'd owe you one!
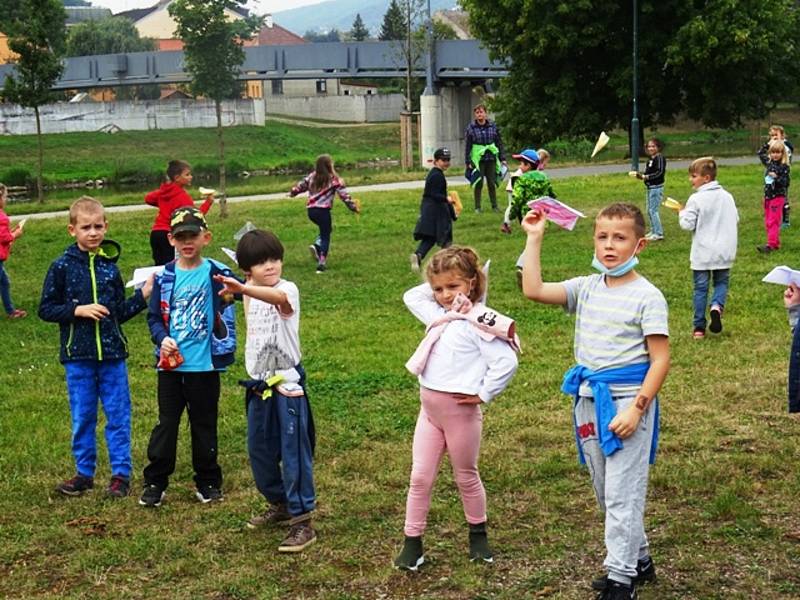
[316,80,327,94]
[271,79,283,95]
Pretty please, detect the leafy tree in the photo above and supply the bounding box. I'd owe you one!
[66,17,156,56]
[462,0,800,150]
[169,0,262,216]
[349,13,369,41]
[1,0,67,203]
[379,0,406,41]
[303,29,341,43]
[62,0,90,5]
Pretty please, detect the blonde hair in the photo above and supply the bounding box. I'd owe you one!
[769,125,786,137]
[688,156,717,180]
[69,196,105,224]
[425,245,486,303]
[596,203,646,238]
[768,139,790,165]
[536,148,550,161]
[0,183,6,198]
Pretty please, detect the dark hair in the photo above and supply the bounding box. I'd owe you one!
[310,154,336,193]
[596,203,646,238]
[167,160,191,182]
[235,229,284,271]
[646,138,664,151]
[425,245,486,303]
[688,156,717,179]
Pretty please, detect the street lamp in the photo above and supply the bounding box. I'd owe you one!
[423,0,434,95]
[630,0,640,171]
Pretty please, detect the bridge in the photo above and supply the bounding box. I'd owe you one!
[0,40,508,168]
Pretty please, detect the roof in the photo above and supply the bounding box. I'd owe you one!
[116,0,248,23]
[255,23,306,46]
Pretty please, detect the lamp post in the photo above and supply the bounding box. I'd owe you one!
[630,0,640,171]
[423,0,434,95]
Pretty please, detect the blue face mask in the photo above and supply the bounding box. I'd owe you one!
[592,245,641,277]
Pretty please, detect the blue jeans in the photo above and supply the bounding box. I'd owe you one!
[246,379,316,517]
[0,259,15,314]
[307,207,332,257]
[646,186,664,237]
[692,269,730,329]
[64,359,132,478]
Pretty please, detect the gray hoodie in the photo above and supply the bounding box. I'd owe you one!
[678,180,739,270]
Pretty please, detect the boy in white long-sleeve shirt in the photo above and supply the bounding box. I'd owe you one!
[677,157,739,339]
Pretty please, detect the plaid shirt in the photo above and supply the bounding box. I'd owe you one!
[464,119,506,164]
[290,173,356,211]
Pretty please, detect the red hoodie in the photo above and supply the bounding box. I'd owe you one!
[144,182,213,232]
[0,208,16,261]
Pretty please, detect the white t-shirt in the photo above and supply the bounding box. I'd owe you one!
[244,279,302,386]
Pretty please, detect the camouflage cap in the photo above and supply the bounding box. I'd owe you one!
[170,206,208,235]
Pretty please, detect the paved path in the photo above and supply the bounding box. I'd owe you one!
[15,156,760,221]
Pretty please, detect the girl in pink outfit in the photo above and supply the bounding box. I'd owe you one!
[394,246,519,571]
[0,183,26,318]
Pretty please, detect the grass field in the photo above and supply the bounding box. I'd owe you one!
[1,165,799,599]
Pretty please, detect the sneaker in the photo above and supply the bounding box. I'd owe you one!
[692,327,705,339]
[592,558,656,591]
[139,484,165,507]
[757,244,775,254]
[500,222,512,234]
[7,309,27,319]
[246,502,291,529]
[195,485,223,504]
[475,208,482,214]
[393,536,424,571]
[492,206,501,213]
[709,305,723,334]
[309,244,320,262]
[468,522,494,563]
[278,521,317,553]
[106,476,130,499]
[648,234,664,241]
[316,262,327,273]
[596,580,637,600]
[516,268,523,291]
[409,253,421,272]
[55,474,94,496]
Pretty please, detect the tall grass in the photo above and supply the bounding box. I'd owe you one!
[0,165,798,599]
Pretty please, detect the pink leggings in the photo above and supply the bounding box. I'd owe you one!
[403,387,486,537]
[765,196,784,249]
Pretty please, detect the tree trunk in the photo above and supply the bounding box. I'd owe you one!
[216,99,227,218]
[35,106,44,203]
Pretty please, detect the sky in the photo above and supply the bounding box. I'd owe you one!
[89,1,324,15]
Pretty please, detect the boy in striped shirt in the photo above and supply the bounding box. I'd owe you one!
[520,203,670,600]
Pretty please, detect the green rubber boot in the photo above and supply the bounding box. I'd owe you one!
[469,522,494,563]
[393,536,424,571]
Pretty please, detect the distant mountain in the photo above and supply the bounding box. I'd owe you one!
[273,0,457,38]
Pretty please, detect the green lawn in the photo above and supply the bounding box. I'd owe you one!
[1,165,799,599]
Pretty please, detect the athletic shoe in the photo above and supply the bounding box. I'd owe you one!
[757,244,775,254]
[595,580,637,599]
[709,305,723,334]
[7,309,27,319]
[693,327,705,339]
[316,262,327,273]
[246,503,291,529]
[468,522,494,563]
[278,521,317,553]
[139,484,165,507]
[55,474,94,496]
[592,557,656,590]
[500,222,512,234]
[309,244,320,262]
[393,536,424,571]
[492,206,501,213]
[106,476,130,499]
[647,234,664,241]
[195,485,223,504]
[409,253,421,272]
[474,208,482,214]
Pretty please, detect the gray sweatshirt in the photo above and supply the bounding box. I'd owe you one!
[678,181,739,270]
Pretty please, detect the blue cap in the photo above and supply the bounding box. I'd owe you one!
[512,148,540,165]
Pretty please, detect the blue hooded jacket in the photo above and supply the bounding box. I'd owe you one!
[38,240,147,363]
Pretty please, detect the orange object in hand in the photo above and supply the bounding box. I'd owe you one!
[158,347,185,370]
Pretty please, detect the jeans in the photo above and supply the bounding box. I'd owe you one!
[473,159,498,210]
[646,186,664,237]
[692,269,730,329]
[0,259,14,314]
[307,207,332,257]
[64,359,132,478]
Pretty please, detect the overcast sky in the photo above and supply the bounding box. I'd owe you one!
[90,1,324,15]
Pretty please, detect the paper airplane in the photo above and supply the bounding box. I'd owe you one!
[591,131,610,158]
[221,247,238,263]
[233,222,256,241]
[527,197,585,231]
[126,266,163,288]
[762,265,800,286]
[198,187,217,196]
[663,197,683,211]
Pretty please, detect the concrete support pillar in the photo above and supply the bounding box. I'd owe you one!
[420,85,483,169]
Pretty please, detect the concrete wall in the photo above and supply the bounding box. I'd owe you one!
[420,85,485,168]
[0,98,266,135]
[265,93,404,123]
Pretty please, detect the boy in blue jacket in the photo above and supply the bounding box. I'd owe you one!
[39,196,152,498]
[139,206,238,507]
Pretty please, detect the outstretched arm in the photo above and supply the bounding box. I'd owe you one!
[520,210,568,305]
[213,275,293,315]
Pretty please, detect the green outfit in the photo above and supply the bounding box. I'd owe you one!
[508,170,555,223]
[469,143,502,188]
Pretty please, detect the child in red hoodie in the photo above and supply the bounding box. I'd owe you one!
[145,160,214,265]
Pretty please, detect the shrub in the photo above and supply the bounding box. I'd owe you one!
[1,167,32,188]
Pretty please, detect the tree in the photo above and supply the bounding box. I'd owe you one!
[378,0,406,41]
[303,29,341,43]
[350,13,369,41]
[1,0,67,203]
[168,0,262,216]
[66,17,156,56]
[461,0,800,149]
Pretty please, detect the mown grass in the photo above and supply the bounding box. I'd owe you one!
[1,165,799,599]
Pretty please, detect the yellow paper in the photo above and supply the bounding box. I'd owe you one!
[591,131,610,158]
[628,171,639,178]
[663,197,683,211]
[449,191,463,216]
[198,186,217,196]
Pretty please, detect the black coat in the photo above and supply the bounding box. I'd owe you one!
[413,167,455,245]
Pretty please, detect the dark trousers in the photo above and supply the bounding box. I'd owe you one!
[143,370,222,490]
[415,236,451,261]
[150,230,174,266]
[473,159,498,210]
[246,385,316,517]
[307,207,332,257]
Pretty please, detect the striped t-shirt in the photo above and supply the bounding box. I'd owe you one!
[562,273,669,396]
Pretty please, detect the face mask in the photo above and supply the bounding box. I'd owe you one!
[591,244,641,277]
